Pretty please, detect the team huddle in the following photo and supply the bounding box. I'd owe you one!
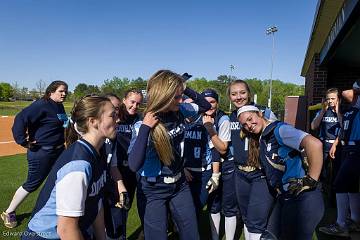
[1,70,360,240]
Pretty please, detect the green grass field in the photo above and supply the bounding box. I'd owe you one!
[0,101,73,116]
[0,154,344,240]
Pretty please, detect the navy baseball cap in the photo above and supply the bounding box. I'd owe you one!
[182,73,192,81]
[201,89,219,102]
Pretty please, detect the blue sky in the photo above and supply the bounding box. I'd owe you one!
[0,0,318,91]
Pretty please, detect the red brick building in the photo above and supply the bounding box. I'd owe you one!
[302,0,360,107]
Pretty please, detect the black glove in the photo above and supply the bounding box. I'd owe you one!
[287,175,318,196]
[115,192,130,210]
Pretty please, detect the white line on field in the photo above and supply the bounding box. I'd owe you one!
[0,141,15,144]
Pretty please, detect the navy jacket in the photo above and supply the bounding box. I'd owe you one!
[12,98,67,147]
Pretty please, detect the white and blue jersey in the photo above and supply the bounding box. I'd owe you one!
[229,105,277,166]
[259,121,308,192]
[183,116,212,168]
[26,139,107,239]
[112,114,142,168]
[128,102,203,177]
[314,108,340,142]
[340,106,360,148]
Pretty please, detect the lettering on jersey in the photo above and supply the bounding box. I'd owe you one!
[322,117,338,123]
[194,147,201,158]
[89,170,107,197]
[117,124,132,133]
[230,122,241,130]
[168,124,185,139]
[185,131,202,140]
[343,111,354,118]
[267,143,272,152]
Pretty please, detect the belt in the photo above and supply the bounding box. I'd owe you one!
[145,172,182,184]
[341,140,360,146]
[187,165,212,172]
[237,165,257,172]
[41,144,64,150]
[324,139,336,144]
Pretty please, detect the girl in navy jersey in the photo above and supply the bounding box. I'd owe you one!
[311,88,341,202]
[21,95,117,240]
[104,91,144,239]
[227,80,275,240]
[128,70,211,240]
[200,89,238,240]
[238,105,324,240]
[1,81,68,229]
[319,84,360,238]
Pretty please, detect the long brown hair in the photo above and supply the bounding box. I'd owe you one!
[145,70,184,166]
[43,80,68,100]
[240,111,263,168]
[65,95,111,147]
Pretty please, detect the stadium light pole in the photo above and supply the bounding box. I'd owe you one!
[266,26,278,109]
[229,64,235,112]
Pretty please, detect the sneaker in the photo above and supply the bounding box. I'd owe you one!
[347,219,360,232]
[319,223,349,237]
[1,211,17,228]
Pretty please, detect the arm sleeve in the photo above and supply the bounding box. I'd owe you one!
[12,101,44,146]
[56,161,92,217]
[11,111,28,146]
[217,116,231,142]
[211,148,221,163]
[128,121,151,172]
[277,124,309,151]
[183,87,211,113]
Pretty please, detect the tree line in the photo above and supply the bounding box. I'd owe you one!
[1,75,304,118]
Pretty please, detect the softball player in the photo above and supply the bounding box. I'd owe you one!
[104,91,144,239]
[238,105,324,240]
[21,95,117,239]
[128,70,211,240]
[1,81,68,229]
[201,89,238,240]
[227,80,275,240]
[311,88,341,201]
[319,83,360,237]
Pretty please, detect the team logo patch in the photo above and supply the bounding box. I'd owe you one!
[267,143,272,152]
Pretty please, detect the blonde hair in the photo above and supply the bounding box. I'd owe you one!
[65,95,110,147]
[145,70,184,166]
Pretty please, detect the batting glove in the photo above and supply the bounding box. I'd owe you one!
[287,175,318,196]
[206,172,221,194]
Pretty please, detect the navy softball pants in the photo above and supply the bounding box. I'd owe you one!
[140,176,199,240]
[23,146,64,193]
[267,187,324,240]
[187,169,212,218]
[334,147,360,193]
[234,169,274,233]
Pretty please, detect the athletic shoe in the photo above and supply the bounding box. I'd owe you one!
[1,211,17,228]
[347,219,360,232]
[319,223,349,237]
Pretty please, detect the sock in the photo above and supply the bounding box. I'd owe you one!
[225,216,236,240]
[248,232,261,240]
[349,193,360,223]
[336,193,350,227]
[210,213,221,240]
[6,186,29,213]
[243,224,250,240]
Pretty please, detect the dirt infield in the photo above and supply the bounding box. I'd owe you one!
[0,116,26,157]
